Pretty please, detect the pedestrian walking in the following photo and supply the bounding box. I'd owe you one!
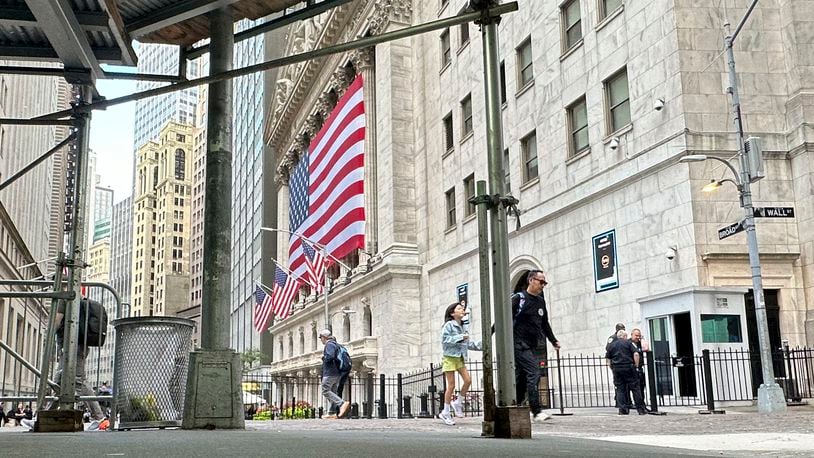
[513,270,560,422]
[318,329,350,419]
[439,302,481,426]
[605,329,647,415]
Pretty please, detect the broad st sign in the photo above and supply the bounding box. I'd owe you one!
[718,219,745,240]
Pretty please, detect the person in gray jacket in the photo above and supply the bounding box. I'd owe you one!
[439,302,481,426]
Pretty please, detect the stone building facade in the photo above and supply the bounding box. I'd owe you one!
[263,0,814,392]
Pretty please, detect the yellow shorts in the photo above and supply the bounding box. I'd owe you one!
[442,355,465,372]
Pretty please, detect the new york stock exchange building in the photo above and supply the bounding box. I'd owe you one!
[253,0,814,410]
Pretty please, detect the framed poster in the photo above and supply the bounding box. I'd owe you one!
[592,229,619,292]
[456,283,470,331]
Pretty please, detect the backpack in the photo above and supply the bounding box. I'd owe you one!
[336,344,352,373]
[512,291,527,325]
[57,299,108,347]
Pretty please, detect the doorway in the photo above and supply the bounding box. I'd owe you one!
[744,289,783,396]
[649,316,673,396]
[673,312,697,397]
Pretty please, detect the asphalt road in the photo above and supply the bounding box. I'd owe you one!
[4,428,716,457]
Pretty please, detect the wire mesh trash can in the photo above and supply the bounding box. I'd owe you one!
[112,317,195,429]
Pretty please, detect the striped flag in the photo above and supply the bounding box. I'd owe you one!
[288,75,365,280]
[271,266,299,320]
[253,285,274,332]
[303,241,330,294]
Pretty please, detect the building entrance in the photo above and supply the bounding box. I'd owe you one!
[744,289,783,396]
[673,312,697,397]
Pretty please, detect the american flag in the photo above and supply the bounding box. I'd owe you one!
[253,285,274,332]
[271,266,299,320]
[288,75,366,280]
[303,241,330,294]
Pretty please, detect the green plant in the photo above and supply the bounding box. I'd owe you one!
[240,349,266,373]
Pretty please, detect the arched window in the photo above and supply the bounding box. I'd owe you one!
[342,314,351,342]
[278,338,283,360]
[287,334,293,358]
[363,305,372,337]
[153,167,158,189]
[138,170,144,194]
[299,329,305,355]
[174,149,186,180]
[311,327,318,351]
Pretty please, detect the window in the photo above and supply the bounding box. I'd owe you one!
[499,61,507,105]
[176,134,186,142]
[521,131,538,183]
[443,112,454,153]
[445,187,456,228]
[701,315,743,343]
[503,148,511,192]
[461,95,473,138]
[568,97,589,156]
[605,68,631,133]
[599,0,623,20]
[441,29,451,68]
[561,0,583,51]
[459,19,470,48]
[517,38,533,88]
[463,174,476,217]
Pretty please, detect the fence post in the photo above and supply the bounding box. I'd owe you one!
[552,348,572,416]
[417,393,431,418]
[397,373,403,419]
[378,373,387,419]
[428,363,437,418]
[644,350,665,415]
[699,349,725,414]
[366,372,374,419]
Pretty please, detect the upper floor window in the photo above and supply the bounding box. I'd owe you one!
[443,112,454,153]
[459,17,470,49]
[441,29,451,68]
[503,148,511,192]
[604,68,631,134]
[175,149,186,180]
[516,38,533,89]
[499,61,507,105]
[567,97,589,156]
[599,0,624,21]
[445,187,456,228]
[561,0,583,51]
[461,95,473,138]
[463,174,476,217]
[521,131,538,183]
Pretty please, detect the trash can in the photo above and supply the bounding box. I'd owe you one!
[112,317,195,429]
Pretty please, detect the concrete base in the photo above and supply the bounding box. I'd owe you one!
[481,420,495,437]
[493,406,531,439]
[757,383,788,414]
[182,349,245,429]
[35,409,84,432]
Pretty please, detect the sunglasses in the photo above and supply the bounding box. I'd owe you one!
[532,277,548,285]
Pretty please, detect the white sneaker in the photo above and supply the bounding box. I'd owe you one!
[451,399,464,417]
[438,410,455,426]
[20,418,36,430]
[84,420,100,431]
[532,412,551,422]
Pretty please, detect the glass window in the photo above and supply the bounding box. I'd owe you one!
[461,95,473,137]
[561,0,582,50]
[517,38,533,88]
[443,112,454,153]
[503,148,511,192]
[521,131,538,183]
[701,315,743,343]
[463,174,475,217]
[499,61,507,105]
[445,187,456,228]
[600,0,624,20]
[605,68,631,133]
[441,29,451,68]
[568,97,589,156]
[459,20,470,48]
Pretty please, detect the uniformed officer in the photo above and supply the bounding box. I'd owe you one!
[605,329,647,415]
[629,328,648,408]
[605,323,626,352]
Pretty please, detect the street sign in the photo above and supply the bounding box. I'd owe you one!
[753,207,795,218]
[592,229,619,292]
[718,219,746,240]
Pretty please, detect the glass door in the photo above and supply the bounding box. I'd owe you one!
[649,316,674,396]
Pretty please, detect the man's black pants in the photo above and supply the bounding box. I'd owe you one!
[515,347,542,415]
[613,366,646,414]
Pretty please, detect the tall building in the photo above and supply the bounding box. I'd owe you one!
[263,0,814,389]
[92,185,114,243]
[131,121,194,318]
[47,78,73,274]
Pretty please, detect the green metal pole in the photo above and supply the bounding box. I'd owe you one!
[475,181,496,434]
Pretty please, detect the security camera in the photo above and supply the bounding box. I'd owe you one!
[654,98,665,111]
[609,137,620,150]
[665,246,677,260]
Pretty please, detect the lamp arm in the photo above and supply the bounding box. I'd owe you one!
[705,156,742,185]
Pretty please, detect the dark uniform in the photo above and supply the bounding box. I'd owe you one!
[512,291,557,416]
[605,339,646,415]
[631,339,646,407]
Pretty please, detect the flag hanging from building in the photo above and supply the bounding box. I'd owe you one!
[253,285,274,332]
[288,75,366,280]
[303,241,330,294]
[271,265,299,320]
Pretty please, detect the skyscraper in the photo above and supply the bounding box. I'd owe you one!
[92,185,114,243]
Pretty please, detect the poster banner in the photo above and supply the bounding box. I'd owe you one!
[456,283,469,332]
[592,229,619,292]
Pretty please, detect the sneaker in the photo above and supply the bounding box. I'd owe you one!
[337,401,351,419]
[438,411,455,426]
[451,399,464,417]
[21,418,36,430]
[532,412,551,422]
[84,420,101,431]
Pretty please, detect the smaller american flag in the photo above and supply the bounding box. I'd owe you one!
[303,242,330,294]
[253,285,274,332]
[271,266,300,320]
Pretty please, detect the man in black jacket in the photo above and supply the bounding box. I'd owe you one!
[513,270,560,422]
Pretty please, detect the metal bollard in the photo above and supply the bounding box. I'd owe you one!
[318,406,324,418]
[362,401,370,418]
[645,350,665,415]
[417,393,431,418]
[397,373,404,419]
[350,402,359,419]
[378,373,387,419]
[402,396,413,418]
[699,349,724,414]
[310,408,316,419]
[366,372,374,419]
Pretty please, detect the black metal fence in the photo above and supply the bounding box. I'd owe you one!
[241,347,814,419]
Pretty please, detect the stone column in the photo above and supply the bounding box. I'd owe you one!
[352,47,378,257]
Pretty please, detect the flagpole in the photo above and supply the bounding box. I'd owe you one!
[323,245,330,332]
[267,255,320,289]
[260,226,352,270]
